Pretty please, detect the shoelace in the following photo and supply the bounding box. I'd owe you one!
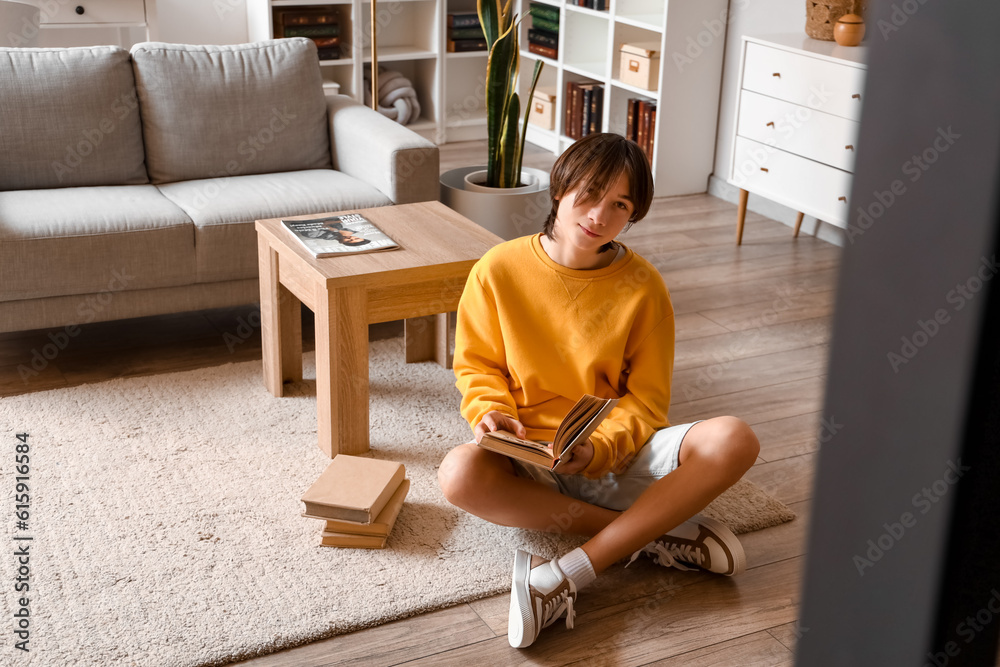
[541,589,576,630]
[626,540,704,571]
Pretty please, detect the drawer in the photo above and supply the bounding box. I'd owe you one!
[737,90,860,172]
[742,42,866,122]
[731,136,853,227]
[34,0,146,25]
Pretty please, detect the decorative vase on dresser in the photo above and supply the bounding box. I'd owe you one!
[727,34,868,245]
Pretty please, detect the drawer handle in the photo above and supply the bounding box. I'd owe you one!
[760,167,769,173]
[772,72,781,78]
[838,196,847,202]
[852,94,861,99]
[766,121,775,128]
[845,145,855,151]
[75,5,84,14]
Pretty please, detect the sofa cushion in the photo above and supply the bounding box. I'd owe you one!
[0,186,195,301]
[0,46,148,191]
[157,170,393,283]
[131,39,332,185]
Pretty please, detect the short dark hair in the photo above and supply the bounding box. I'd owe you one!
[543,133,653,252]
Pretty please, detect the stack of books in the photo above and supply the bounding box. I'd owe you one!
[447,12,487,52]
[277,9,341,61]
[301,455,410,549]
[625,98,657,163]
[574,0,607,10]
[563,81,604,139]
[528,3,559,59]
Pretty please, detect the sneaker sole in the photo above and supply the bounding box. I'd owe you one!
[698,514,747,576]
[508,549,536,648]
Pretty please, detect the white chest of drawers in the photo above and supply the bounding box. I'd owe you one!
[728,34,868,244]
[22,0,157,40]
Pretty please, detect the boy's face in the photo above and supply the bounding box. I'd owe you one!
[553,171,634,256]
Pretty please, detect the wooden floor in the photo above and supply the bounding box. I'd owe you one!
[0,142,839,666]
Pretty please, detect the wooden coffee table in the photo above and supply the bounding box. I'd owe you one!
[255,201,502,457]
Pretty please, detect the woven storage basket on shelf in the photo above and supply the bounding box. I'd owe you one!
[806,0,866,40]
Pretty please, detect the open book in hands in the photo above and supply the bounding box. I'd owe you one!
[477,394,619,470]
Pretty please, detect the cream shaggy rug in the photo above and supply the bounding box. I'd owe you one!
[0,337,794,666]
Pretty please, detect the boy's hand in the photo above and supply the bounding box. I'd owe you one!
[553,438,594,475]
[474,410,527,444]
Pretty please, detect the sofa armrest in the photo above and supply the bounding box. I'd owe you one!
[326,95,440,205]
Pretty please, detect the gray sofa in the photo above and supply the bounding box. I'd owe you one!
[0,39,439,334]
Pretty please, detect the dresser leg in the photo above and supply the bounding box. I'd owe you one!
[793,212,805,238]
[736,189,749,245]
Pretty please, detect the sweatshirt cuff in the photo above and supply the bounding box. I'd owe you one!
[582,434,613,478]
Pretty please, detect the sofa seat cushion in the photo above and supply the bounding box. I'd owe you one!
[131,39,332,185]
[0,46,148,191]
[157,169,393,283]
[0,186,195,302]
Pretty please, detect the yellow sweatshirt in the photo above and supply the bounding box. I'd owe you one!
[454,233,674,478]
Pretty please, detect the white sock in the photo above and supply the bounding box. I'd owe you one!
[557,548,597,591]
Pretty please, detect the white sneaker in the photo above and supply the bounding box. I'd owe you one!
[508,549,577,648]
[630,515,746,576]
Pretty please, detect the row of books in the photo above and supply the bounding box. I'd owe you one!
[275,9,341,60]
[528,2,559,60]
[301,454,410,548]
[625,98,657,163]
[564,81,603,139]
[573,0,608,10]
[447,12,487,52]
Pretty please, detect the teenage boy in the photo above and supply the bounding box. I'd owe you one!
[438,133,760,648]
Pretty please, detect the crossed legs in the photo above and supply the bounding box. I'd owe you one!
[438,416,760,574]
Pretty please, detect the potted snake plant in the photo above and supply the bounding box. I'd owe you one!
[439,0,551,240]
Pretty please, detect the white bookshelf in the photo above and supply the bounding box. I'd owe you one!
[517,0,728,196]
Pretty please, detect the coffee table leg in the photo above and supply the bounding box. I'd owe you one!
[315,286,369,457]
[258,239,303,397]
[404,312,455,369]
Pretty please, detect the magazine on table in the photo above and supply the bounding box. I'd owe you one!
[281,213,399,257]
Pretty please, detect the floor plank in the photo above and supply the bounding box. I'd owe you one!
[0,139,841,666]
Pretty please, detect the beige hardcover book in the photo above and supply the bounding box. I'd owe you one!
[301,455,405,524]
[303,479,410,537]
[319,531,388,549]
[477,394,619,469]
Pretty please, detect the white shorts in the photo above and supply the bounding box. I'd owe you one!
[510,421,701,511]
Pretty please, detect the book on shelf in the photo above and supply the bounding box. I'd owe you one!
[448,27,485,40]
[311,36,340,50]
[527,29,557,49]
[588,85,603,135]
[528,42,557,59]
[447,38,488,53]
[281,213,398,258]
[279,9,338,27]
[626,97,640,143]
[530,15,560,34]
[577,83,601,137]
[446,12,480,28]
[317,47,341,61]
[581,86,593,136]
[306,479,411,538]
[478,394,619,469]
[301,455,406,524]
[648,104,657,159]
[529,2,560,22]
[282,24,340,38]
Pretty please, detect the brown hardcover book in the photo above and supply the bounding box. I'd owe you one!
[636,99,648,156]
[527,42,557,59]
[319,531,387,549]
[626,97,639,142]
[477,395,619,469]
[564,80,576,138]
[647,103,657,161]
[567,81,582,139]
[311,36,340,49]
[280,9,338,26]
[446,12,481,28]
[447,38,488,52]
[304,479,410,537]
[301,455,406,523]
[588,85,603,134]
